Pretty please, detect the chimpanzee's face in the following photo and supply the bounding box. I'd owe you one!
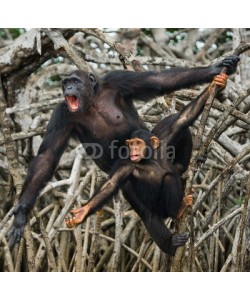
[62,71,97,113]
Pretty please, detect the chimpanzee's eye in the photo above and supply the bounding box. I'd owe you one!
[73,78,83,86]
[62,79,68,86]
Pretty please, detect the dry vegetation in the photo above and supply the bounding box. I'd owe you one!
[0,28,250,272]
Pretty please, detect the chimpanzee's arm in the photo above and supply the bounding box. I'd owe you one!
[8,104,72,247]
[65,164,133,228]
[157,74,228,145]
[103,56,239,101]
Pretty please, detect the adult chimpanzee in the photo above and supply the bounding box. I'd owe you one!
[64,74,228,255]
[7,56,239,248]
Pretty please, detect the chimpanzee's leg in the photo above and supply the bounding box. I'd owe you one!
[122,182,189,256]
[159,171,184,218]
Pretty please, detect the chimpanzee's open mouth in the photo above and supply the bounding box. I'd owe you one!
[65,95,79,112]
[130,154,140,162]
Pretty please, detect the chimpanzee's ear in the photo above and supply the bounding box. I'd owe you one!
[125,139,130,146]
[150,136,160,149]
[88,73,97,87]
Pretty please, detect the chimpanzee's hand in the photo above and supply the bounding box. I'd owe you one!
[211,55,240,75]
[65,205,89,228]
[7,204,28,248]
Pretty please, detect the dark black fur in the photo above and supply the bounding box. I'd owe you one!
[77,75,234,255]
[7,55,239,248]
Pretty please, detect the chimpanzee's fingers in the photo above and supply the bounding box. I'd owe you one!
[222,55,240,74]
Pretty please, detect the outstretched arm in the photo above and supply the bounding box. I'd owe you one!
[8,104,72,247]
[65,164,132,228]
[103,56,239,101]
[158,73,228,145]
